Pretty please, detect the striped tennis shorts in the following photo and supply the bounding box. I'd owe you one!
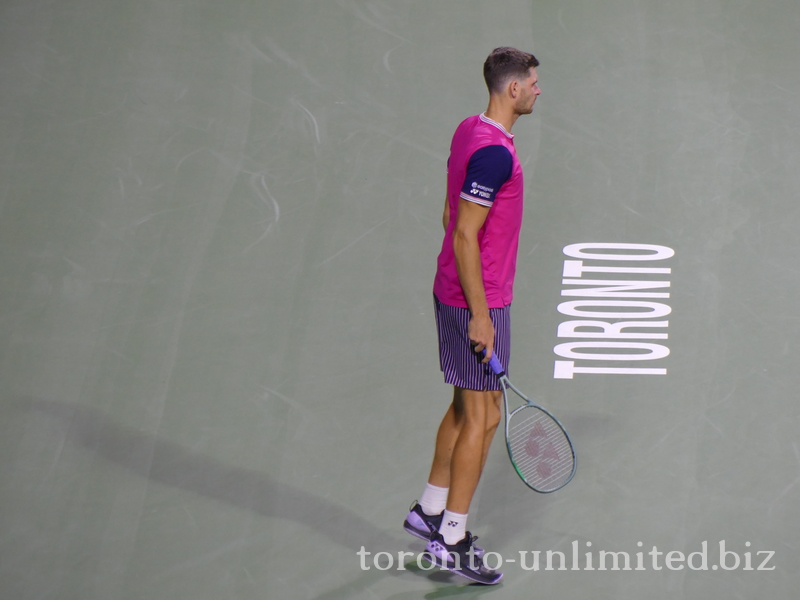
[434,294,511,391]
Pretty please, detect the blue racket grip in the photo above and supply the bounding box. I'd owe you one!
[482,350,505,376]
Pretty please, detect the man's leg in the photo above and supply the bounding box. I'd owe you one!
[427,386,502,490]
[444,387,502,515]
[426,388,464,488]
[405,387,497,545]
[421,386,504,586]
[481,390,503,471]
[408,387,500,532]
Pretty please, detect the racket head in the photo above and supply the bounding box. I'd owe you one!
[505,399,576,493]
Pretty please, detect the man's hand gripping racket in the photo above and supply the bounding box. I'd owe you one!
[486,353,576,493]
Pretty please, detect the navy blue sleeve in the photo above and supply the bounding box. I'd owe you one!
[460,145,513,207]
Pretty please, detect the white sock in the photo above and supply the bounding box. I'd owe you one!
[419,483,448,516]
[439,509,468,545]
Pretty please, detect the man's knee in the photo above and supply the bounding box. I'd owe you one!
[479,390,502,431]
[486,395,502,431]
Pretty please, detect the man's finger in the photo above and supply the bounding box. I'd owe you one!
[481,342,494,363]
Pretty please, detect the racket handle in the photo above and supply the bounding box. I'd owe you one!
[483,350,505,376]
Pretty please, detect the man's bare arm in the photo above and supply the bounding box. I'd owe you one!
[452,198,494,361]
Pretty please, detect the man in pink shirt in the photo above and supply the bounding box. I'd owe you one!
[404,47,541,585]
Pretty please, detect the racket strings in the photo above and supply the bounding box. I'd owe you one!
[508,407,574,491]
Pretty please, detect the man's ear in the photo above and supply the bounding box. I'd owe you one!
[508,79,519,99]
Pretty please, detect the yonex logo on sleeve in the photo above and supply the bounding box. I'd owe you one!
[470,182,494,199]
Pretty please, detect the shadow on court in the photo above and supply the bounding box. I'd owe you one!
[10,396,504,598]
[10,396,399,551]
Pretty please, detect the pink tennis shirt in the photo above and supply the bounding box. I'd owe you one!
[433,113,525,309]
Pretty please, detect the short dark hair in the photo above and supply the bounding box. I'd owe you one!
[483,47,539,94]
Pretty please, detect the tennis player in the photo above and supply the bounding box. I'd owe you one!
[404,47,540,585]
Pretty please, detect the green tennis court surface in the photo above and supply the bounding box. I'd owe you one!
[1,1,798,598]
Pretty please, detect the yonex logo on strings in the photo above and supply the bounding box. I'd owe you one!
[552,243,674,379]
[525,422,560,478]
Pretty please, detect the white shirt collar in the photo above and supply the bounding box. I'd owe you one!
[479,113,514,139]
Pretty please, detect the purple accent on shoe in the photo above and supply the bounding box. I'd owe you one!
[423,532,502,586]
[403,501,442,540]
[403,502,485,558]
[403,500,486,558]
[404,510,430,537]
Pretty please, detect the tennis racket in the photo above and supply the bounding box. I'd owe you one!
[486,353,576,493]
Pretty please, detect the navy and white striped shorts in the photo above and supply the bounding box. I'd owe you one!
[434,294,511,391]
